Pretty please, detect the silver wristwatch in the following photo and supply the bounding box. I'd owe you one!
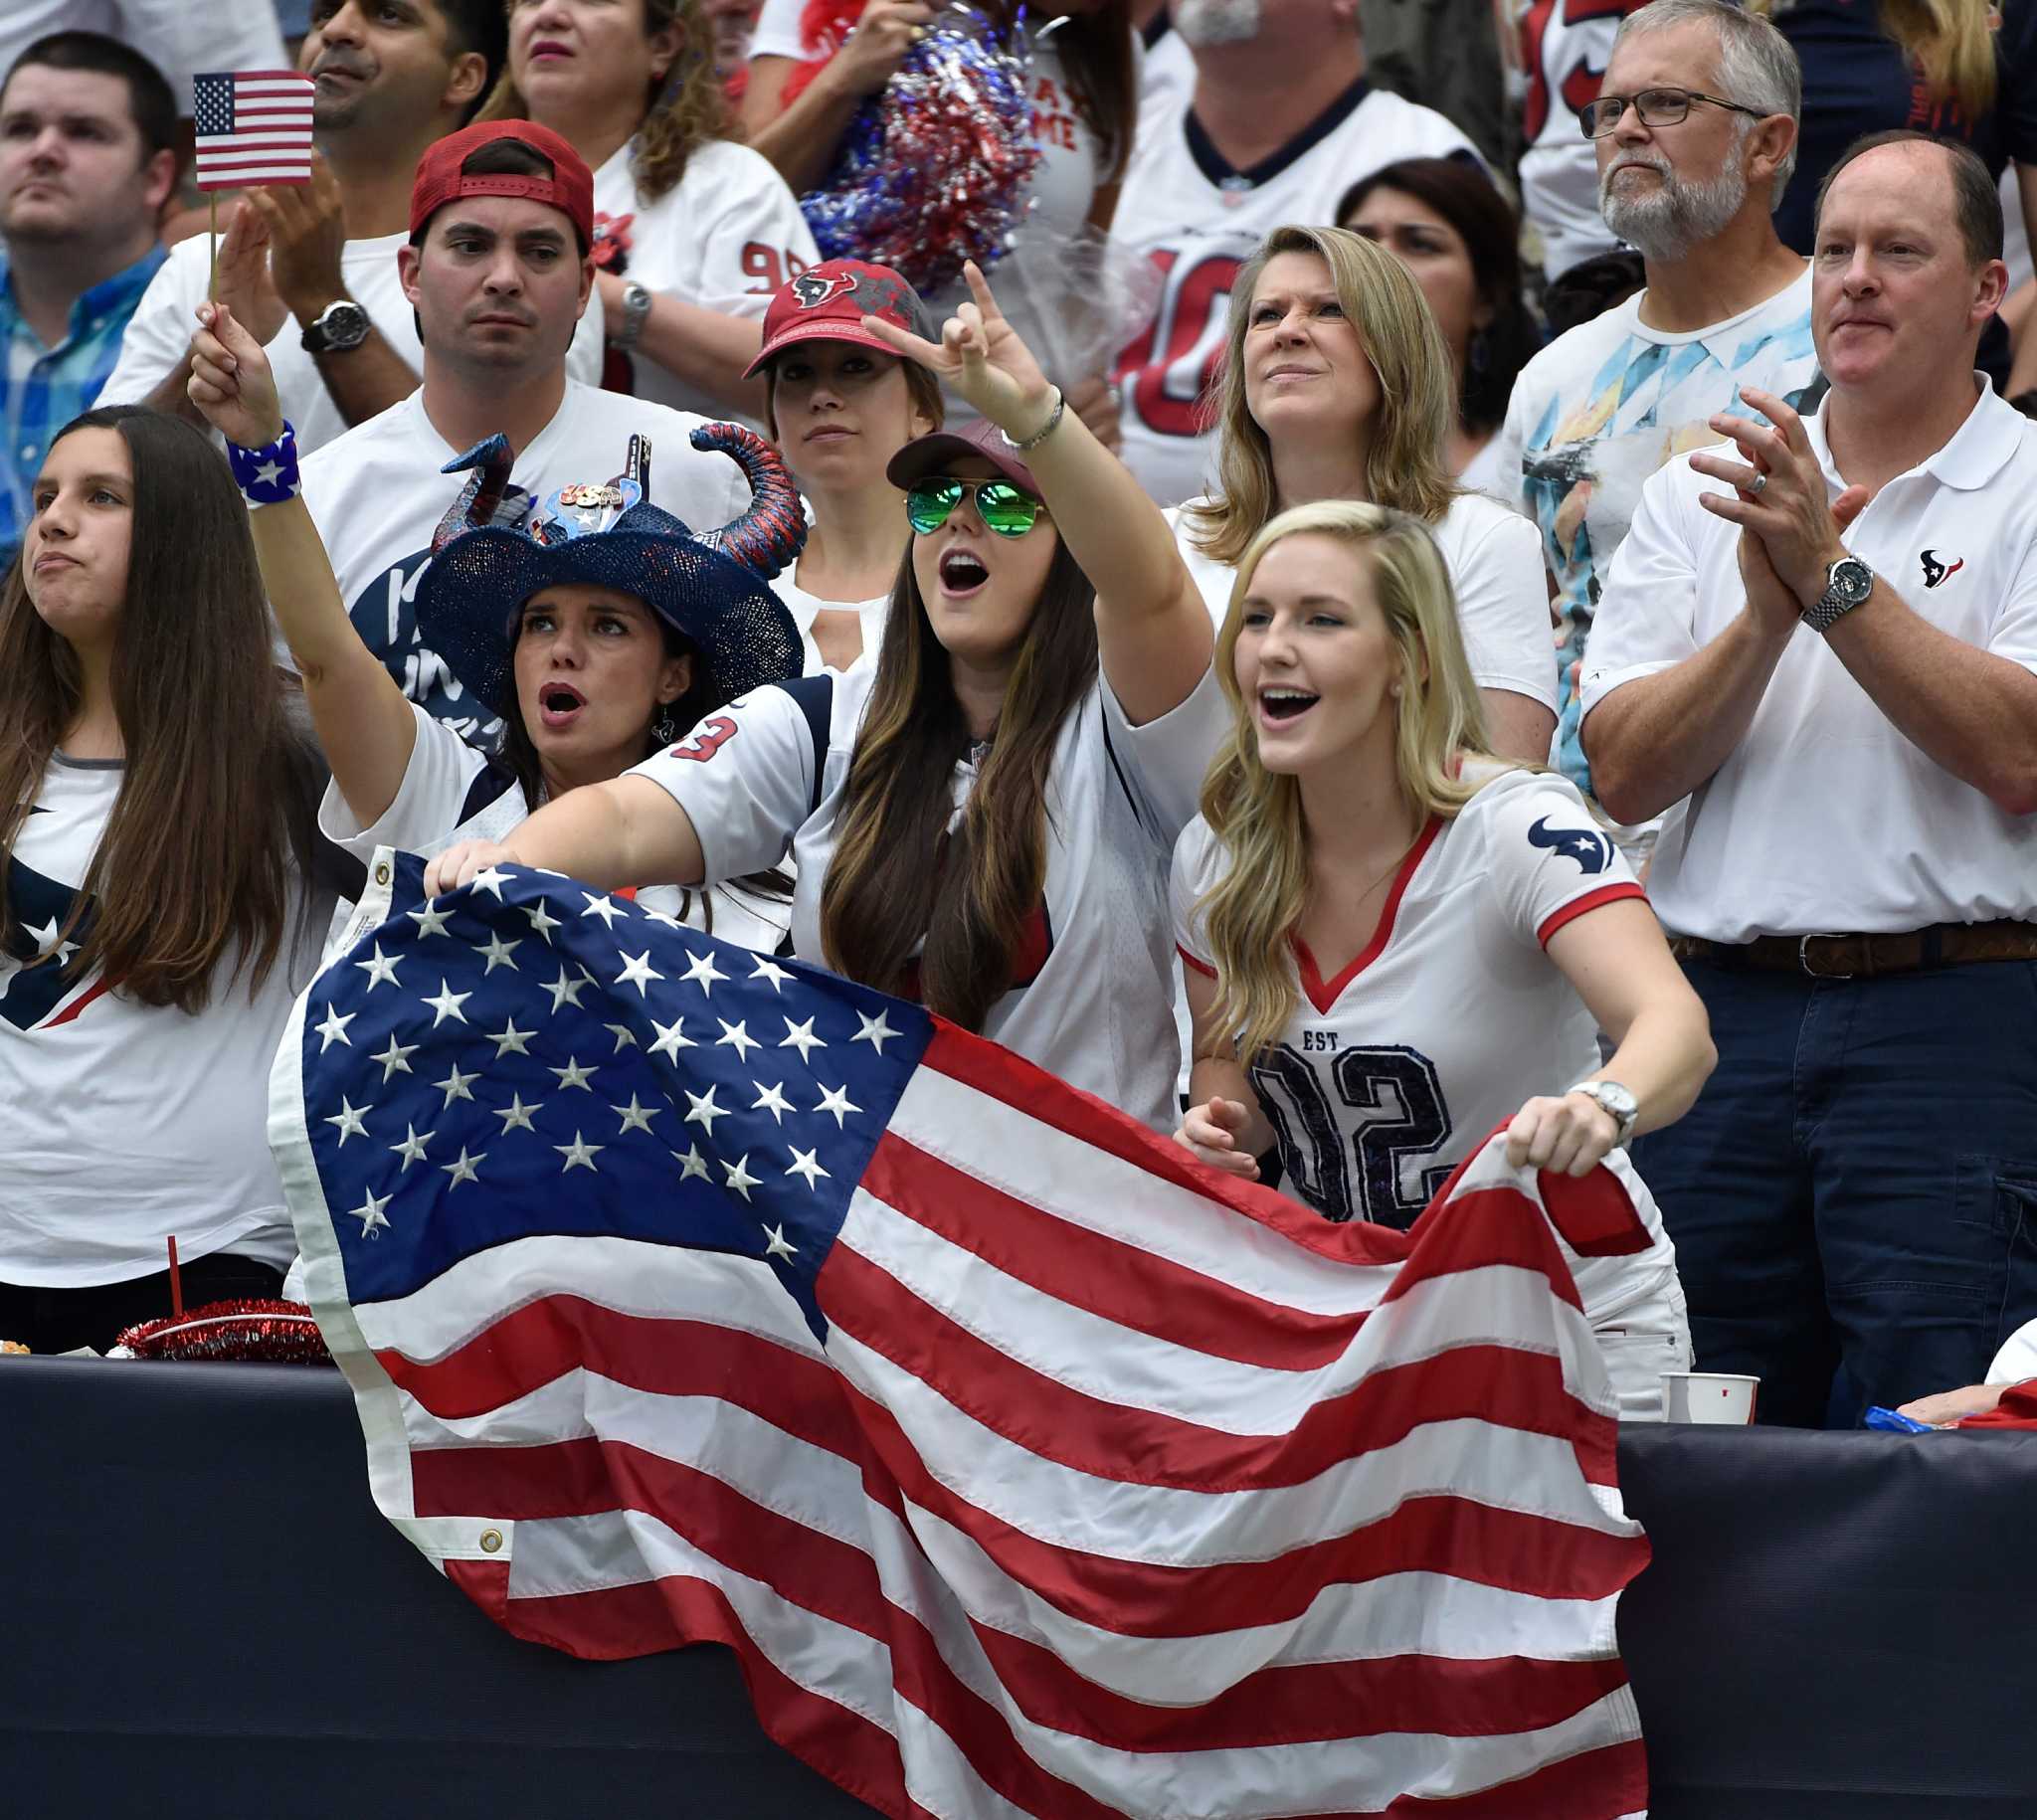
[612,279,653,350]
[1801,554,1874,633]
[1564,1079,1639,1148]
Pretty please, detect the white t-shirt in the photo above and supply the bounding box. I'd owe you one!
[319,703,789,954]
[770,566,889,676]
[1111,78,1479,507]
[298,380,750,742]
[592,136,819,420]
[0,1,282,108]
[1168,492,1560,713]
[0,755,320,1286]
[1515,0,1650,282]
[1172,765,1687,1411]
[1491,265,1819,791]
[96,230,608,458]
[1579,382,2037,943]
[630,659,1230,1131]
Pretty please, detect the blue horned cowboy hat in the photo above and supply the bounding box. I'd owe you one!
[414,422,809,721]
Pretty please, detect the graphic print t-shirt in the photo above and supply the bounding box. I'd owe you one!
[1,757,319,1284]
[1490,266,1821,793]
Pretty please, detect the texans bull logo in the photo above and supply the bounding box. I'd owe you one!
[1528,817,1613,874]
[790,271,858,310]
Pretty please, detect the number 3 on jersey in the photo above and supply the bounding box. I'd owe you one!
[1248,1042,1454,1228]
[1114,250,1245,441]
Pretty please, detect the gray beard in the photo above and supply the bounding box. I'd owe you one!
[1600,154,1749,264]
[1174,0,1263,47]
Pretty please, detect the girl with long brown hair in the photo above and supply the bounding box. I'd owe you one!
[1170,500,1715,1416]
[430,263,1219,1130]
[0,406,326,1355]
[185,301,807,952]
[484,0,820,418]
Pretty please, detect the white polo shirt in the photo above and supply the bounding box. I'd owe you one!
[1579,379,2037,943]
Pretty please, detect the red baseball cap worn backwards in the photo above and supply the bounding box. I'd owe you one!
[409,118,595,247]
[744,259,934,379]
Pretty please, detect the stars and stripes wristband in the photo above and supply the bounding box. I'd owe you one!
[227,422,300,506]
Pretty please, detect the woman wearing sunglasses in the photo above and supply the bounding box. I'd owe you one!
[431,263,1220,1131]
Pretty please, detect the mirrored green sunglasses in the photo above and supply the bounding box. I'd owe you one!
[904,476,1045,538]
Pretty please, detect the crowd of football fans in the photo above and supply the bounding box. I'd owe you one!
[4,0,2036,1428]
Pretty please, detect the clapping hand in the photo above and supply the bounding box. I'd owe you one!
[187,303,284,451]
[862,261,1059,447]
[1690,388,1870,617]
[212,199,288,347]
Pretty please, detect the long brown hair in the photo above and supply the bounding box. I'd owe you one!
[0,407,316,1013]
[820,533,1097,1031]
[481,0,729,203]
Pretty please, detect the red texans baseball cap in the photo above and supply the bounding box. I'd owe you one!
[410,119,594,248]
[745,260,934,378]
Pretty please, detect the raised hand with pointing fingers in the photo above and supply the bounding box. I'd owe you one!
[860,260,1059,447]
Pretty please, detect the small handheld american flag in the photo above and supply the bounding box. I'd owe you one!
[192,70,315,191]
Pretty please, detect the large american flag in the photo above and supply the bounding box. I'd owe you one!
[274,852,1653,1818]
[191,70,315,190]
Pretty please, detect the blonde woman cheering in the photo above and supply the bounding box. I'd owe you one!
[1172,501,1715,1417]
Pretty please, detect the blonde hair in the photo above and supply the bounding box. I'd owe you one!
[1196,501,1498,1063]
[1750,0,1994,116]
[1185,225,1459,568]
[480,0,730,203]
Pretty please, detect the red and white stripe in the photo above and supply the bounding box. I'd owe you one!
[315,1024,1653,1818]
[194,72,314,190]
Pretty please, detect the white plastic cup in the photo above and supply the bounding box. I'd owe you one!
[1661,1370,1759,1424]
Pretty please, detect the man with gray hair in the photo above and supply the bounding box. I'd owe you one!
[1492,0,1817,801]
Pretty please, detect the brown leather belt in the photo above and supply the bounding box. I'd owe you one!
[1668,920,2037,980]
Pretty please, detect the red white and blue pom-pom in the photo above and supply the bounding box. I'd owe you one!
[799,7,1040,296]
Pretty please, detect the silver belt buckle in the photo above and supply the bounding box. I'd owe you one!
[1798,933,1854,979]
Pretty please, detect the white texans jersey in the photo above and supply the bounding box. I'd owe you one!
[317,704,789,958]
[592,137,819,420]
[632,661,1229,1132]
[1172,766,1644,1229]
[1112,79,1478,506]
[1515,0,1650,281]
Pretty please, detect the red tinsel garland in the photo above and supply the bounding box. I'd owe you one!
[114,1298,333,1365]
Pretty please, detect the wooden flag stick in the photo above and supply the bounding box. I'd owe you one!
[207,193,219,303]
[167,1236,184,1322]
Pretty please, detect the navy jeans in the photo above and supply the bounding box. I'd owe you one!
[1630,958,2037,1428]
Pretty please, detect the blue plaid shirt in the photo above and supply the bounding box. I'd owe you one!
[1,243,166,566]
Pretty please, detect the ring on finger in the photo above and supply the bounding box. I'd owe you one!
[1746,470,1767,495]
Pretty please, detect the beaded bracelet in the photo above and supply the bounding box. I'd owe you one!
[999,387,1065,455]
[227,422,301,506]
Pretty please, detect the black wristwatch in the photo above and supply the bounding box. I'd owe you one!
[300,297,369,355]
